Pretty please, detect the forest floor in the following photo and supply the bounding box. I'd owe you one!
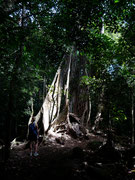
[0,132,134,180]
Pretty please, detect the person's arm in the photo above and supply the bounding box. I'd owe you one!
[36,124,39,138]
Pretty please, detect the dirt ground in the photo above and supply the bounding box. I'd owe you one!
[0,132,133,180]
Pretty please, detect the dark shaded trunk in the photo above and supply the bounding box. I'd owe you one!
[5,47,23,160]
[131,88,134,144]
[92,86,105,131]
[4,4,25,160]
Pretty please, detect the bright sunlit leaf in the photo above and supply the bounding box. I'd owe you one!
[114,0,119,3]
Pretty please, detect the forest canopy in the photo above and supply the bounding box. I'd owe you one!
[0,0,135,149]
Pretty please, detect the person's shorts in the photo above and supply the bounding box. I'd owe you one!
[28,134,38,142]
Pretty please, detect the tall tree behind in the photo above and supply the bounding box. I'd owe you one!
[34,47,91,135]
[4,2,27,160]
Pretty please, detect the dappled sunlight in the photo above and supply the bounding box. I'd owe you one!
[1,131,132,180]
[0,0,134,180]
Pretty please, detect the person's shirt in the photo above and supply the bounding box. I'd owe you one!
[29,122,38,137]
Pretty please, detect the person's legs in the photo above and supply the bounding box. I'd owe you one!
[34,140,39,156]
[35,141,38,152]
[29,141,33,156]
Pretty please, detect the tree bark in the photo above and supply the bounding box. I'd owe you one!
[34,48,91,136]
[86,95,91,128]
[131,88,134,144]
[92,86,105,131]
[65,52,72,129]
[34,62,63,133]
[4,3,25,160]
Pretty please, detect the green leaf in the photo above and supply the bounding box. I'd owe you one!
[24,46,26,52]
[114,0,119,3]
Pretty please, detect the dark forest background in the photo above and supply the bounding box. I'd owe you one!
[0,0,135,148]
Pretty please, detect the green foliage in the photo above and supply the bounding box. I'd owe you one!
[114,0,119,3]
[81,76,103,90]
[120,63,135,88]
[110,106,128,135]
[111,107,127,124]
[0,0,134,139]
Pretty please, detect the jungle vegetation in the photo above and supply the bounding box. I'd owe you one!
[0,0,135,159]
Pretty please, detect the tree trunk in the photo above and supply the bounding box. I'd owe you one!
[34,62,63,132]
[92,86,105,131]
[5,3,25,160]
[86,95,91,128]
[43,75,47,101]
[65,51,72,129]
[91,16,105,131]
[34,48,91,136]
[5,47,24,160]
[131,88,134,144]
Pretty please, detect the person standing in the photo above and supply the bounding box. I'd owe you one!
[28,117,39,156]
